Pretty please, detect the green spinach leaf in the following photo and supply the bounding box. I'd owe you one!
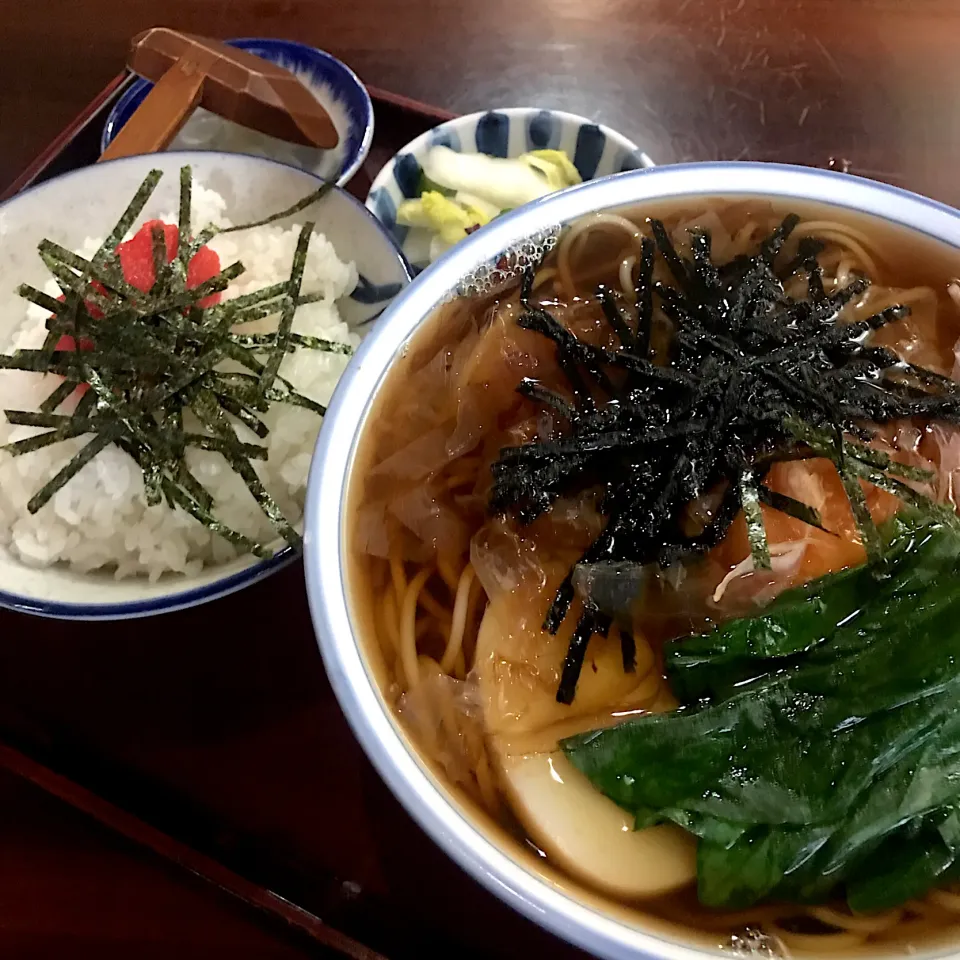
[563,514,960,911]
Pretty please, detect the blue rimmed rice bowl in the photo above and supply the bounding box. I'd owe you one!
[0,151,408,619]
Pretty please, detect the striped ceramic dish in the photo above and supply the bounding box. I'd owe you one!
[365,107,654,271]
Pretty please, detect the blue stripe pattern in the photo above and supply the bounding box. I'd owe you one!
[528,111,560,150]
[475,112,510,157]
[430,128,462,151]
[350,275,405,304]
[394,153,423,199]
[368,188,395,227]
[368,189,409,247]
[573,124,606,180]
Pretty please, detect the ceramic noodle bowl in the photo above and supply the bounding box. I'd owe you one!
[306,163,960,960]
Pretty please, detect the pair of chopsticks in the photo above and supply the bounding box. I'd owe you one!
[101,27,340,162]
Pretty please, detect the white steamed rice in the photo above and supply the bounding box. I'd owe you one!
[0,183,359,581]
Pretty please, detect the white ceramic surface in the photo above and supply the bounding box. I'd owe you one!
[0,151,410,619]
[306,163,960,960]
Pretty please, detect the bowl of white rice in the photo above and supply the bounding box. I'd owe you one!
[0,151,410,619]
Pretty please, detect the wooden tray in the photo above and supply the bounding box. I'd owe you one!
[0,74,589,960]
[1,74,455,203]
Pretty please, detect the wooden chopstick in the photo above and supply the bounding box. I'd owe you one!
[0,740,388,960]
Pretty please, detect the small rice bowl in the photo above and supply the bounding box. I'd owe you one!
[0,183,359,581]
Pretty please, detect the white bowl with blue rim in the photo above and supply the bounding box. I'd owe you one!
[0,151,409,620]
[307,162,960,960]
[365,107,654,272]
[101,39,374,187]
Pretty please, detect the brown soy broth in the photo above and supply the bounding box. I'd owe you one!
[347,196,960,956]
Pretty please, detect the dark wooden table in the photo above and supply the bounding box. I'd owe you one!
[2,1,960,956]
[0,765,321,959]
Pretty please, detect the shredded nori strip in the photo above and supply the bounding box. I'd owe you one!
[557,607,611,705]
[0,167,350,557]
[490,214,960,703]
[219,184,333,235]
[259,222,312,397]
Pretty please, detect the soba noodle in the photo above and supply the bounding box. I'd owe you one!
[352,197,960,956]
